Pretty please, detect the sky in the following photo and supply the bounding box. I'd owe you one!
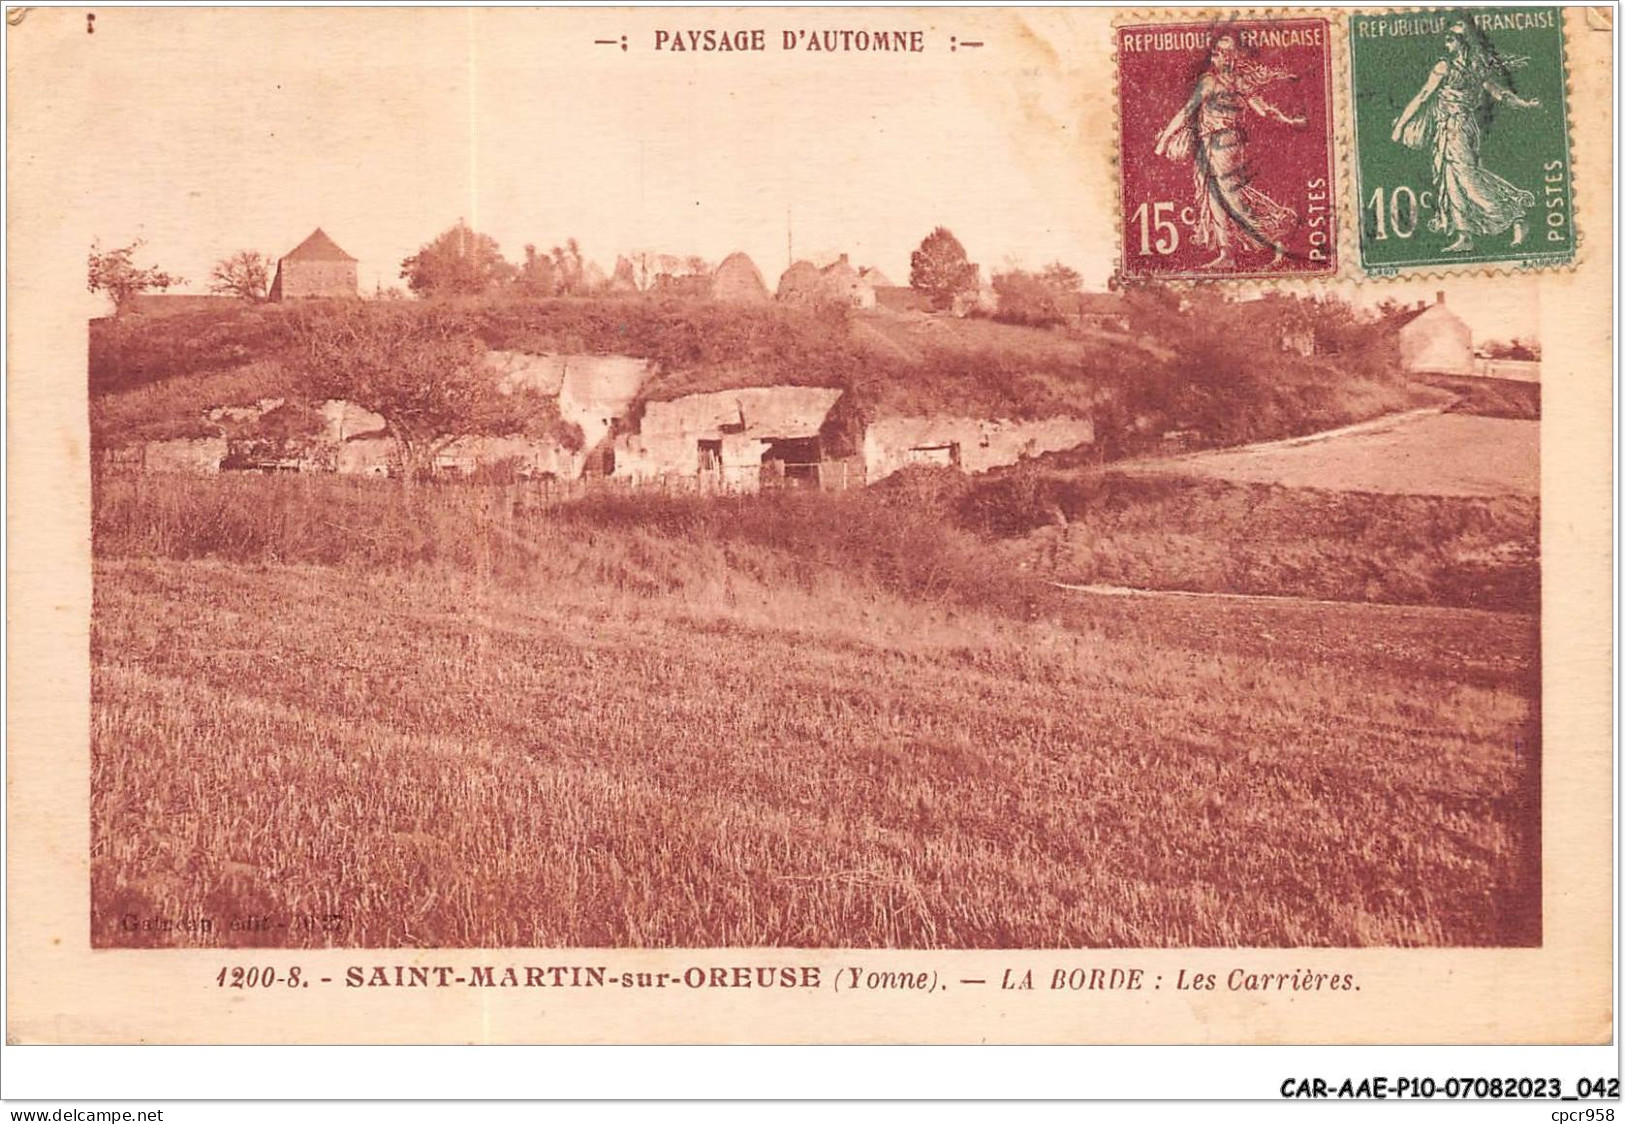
[26,6,1537,341]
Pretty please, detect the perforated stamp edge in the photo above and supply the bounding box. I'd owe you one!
[1109,7,1346,286]
[1341,5,1583,283]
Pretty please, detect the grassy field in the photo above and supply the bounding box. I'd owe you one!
[956,378,1540,612]
[968,472,1539,613]
[92,474,1539,948]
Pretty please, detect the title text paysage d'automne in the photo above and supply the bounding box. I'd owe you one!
[653,29,927,53]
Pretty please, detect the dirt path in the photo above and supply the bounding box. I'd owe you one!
[1144,405,1449,463]
[1113,407,1536,498]
[1047,579,1534,618]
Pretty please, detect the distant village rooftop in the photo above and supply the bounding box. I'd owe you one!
[269,227,359,301]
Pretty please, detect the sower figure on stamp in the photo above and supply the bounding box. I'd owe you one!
[1153,34,1307,270]
[1390,20,1540,253]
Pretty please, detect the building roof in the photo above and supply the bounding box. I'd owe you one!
[281,228,357,263]
[1386,305,1432,331]
[1385,294,1463,334]
[734,386,844,438]
[820,256,859,282]
[485,351,652,415]
[1386,304,1449,332]
[642,386,844,439]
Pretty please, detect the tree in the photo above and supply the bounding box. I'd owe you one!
[399,221,515,297]
[550,239,586,295]
[991,262,1084,328]
[513,244,558,297]
[579,260,609,294]
[908,227,979,311]
[209,250,273,301]
[991,270,1065,327]
[292,304,560,486]
[1483,338,1540,361]
[608,256,640,293]
[88,238,183,310]
[1038,261,1083,295]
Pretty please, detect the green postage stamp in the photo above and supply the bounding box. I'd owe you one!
[1350,7,1573,273]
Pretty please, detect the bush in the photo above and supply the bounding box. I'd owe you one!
[554,483,1037,614]
[90,360,301,449]
[90,306,305,395]
[955,470,1540,612]
[991,270,1069,328]
[91,473,1063,620]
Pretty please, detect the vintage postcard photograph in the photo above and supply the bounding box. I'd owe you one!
[4,4,1614,1062]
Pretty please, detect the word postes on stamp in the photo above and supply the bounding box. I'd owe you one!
[1117,17,1336,281]
[1350,7,1574,273]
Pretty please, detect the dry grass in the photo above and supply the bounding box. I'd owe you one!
[1422,373,1541,420]
[962,471,1539,613]
[90,360,300,448]
[92,474,1538,948]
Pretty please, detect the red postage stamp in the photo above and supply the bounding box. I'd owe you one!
[1117,17,1336,280]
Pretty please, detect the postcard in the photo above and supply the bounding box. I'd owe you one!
[5,5,1613,1049]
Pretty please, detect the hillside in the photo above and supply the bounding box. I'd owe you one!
[88,293,1420,455]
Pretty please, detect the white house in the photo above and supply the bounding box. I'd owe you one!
[1391,292,1473,375]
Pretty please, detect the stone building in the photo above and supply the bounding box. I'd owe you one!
[776,255,877,308]
[1389,292,1472,375]
[269,228,359,301]
[484,351,651,475]
[862,416,1095,484]
[819,255,876,309]
[614,385,848,491]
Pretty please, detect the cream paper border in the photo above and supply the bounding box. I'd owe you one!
[5,5,1614,1046]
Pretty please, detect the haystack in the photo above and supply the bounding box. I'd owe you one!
[711,252,770,303]
[776,260,824,303]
